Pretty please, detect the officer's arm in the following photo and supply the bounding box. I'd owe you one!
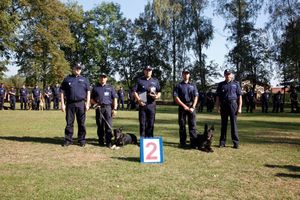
[61,91,65,112]
[216,96,220,113]
[113,98,118,110]
[174,97,189,110]
[86,91,91,111]
[133,91,144,106]
[238,95,242,113]
[192,96,198,109]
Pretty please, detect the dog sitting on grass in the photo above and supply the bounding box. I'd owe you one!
[111,128,138,149]
[196,124,214,152]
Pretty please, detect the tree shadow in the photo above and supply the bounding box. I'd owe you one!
[265,164,300,179]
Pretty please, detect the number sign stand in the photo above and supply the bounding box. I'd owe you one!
[140,137,164,164]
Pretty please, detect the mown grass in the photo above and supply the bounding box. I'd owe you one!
[0,105,299,200]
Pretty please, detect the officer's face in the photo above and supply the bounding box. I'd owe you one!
[144,69,152,78]
[182,72,190,81]
[224,73,233,82]
[72,67,81,76]
[99,76,107,85]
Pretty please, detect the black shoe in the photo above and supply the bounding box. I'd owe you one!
[79,142,86,147]
[106,143,112,148]
[219,144,225,148]
[98,141,105,147]
[233,144,239,149]
[62,141,72,147]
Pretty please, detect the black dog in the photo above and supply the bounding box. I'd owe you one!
[196,124,214,152]
[113,128,138,147]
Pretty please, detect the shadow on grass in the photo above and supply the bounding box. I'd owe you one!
[0,136,63,145]
[0,136,100,146]
[265,164,300,179]
[111,156,140,163]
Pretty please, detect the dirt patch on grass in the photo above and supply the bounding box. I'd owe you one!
[0,141,108,168]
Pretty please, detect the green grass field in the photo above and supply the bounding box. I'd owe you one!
[0,106,299,200]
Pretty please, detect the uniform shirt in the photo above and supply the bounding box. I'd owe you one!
[261,92,269,102]
[91,83,117,105]
[32,88,41,98]
[9,89,16,98]
[61,75,90,102]
[173,81,199,104]
[216,80,242,102]
[44,88,52,98]
[246,91,254,101]
[118,89,125,99]
[0,87,6,98]
[52,86,61,97]
[133,77,161,104]
[19,88,28,97]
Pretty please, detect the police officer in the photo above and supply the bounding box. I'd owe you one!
[261,89,270,113]
[133,65,161,138]
[61,63,91,147]
[90,73,118,148]
[290,88,298,113]
[8,86,16,110]
[19,85,28,110]
[206,90,215,112]
[173,69,199,148]
[216,69,242,149]
[246,88,255,113]
[32,85,41,110]
[52,83,61,110]
[44,85,52,110]
[117,86,125,110]
[198,91,205,112]
[0,83,6,110]
[273,91,282,113]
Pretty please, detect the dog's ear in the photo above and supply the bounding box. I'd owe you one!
[210,124,214,130]
[204,124,208,131]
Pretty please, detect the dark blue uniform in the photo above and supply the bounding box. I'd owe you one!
[261,91,270,113]
[9,88,16,110]
[19,87,28,110]
[32,87,41,110]
[173,81,199,147]
[0,85,6,110]
[216,80,242,147]
[117,88,125,110]
[246,90,255,113]
[198,92,205,112]
[206,91,215,112]
[91,83,117,146]
[44,87,52,110]
[133,77,161,138]
[52,85,61,110]
[61,75,90,145]
[290,90,299,112]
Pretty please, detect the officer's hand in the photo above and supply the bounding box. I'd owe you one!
[238,107,242,114]
[149,93,158,100]
[61,104,66,112]
[112,110,117,117]
[183,105,190,111]
[85,103,90,111]
[189,107,195,113]
[138,100,146,107]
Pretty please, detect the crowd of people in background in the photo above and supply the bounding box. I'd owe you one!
[0,82,299,113]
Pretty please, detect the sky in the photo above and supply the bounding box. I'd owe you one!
[6,0,277,85]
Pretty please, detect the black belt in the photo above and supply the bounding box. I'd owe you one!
[222,100,237,104]
[67,100,84,104]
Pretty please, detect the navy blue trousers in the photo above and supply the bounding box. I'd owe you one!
[95,106,112,145]
[139,103,156,137]
[220,102,239,146]
[178,106,198,147]
[64,101,86,144]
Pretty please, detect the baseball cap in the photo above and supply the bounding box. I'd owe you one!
[182,69,190,74]
[99,73,107,77]
[73,63,84,69]
[144,65,153,70]
[224,69,232,75]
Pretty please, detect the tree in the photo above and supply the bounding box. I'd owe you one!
[266,0,300,83]
[215,0,263,83]
[16,0,74,87]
